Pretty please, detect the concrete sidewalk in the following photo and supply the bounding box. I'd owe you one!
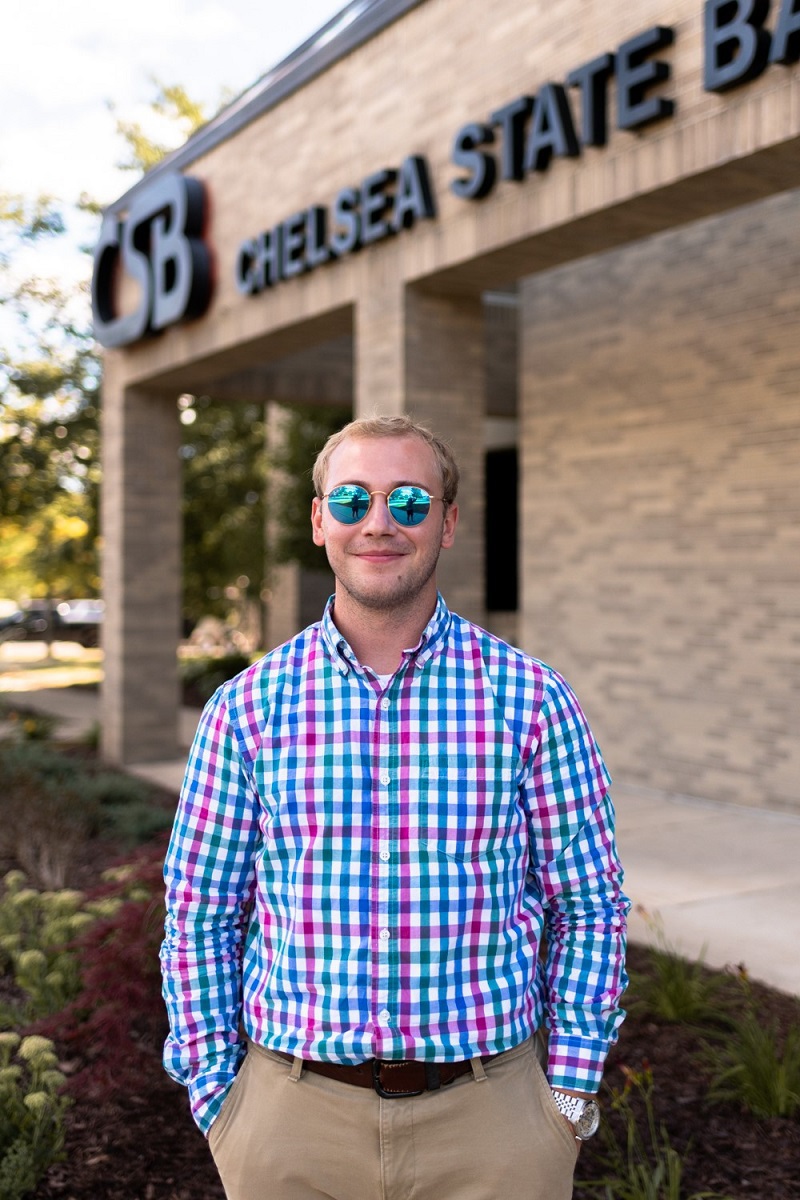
[614,783,800,997]
[4,684,799,997]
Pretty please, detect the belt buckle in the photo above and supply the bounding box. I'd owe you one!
[371,1059,426,1099]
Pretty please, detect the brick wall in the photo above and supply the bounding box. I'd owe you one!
[519,189,800,812]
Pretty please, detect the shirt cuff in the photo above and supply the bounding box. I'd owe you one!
[183,1049,245,1136]
[545,1031,610,1094]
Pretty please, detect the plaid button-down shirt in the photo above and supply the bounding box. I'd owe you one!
[161,595,628,1133]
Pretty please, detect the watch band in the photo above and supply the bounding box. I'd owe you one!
[551,1090,587,1123]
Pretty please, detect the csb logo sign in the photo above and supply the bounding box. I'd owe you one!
[92,173,213,349]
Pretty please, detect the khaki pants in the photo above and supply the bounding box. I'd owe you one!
[208,1036,579,1200]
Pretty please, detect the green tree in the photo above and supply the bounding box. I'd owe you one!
[0,195,101,602]
[1,81,349,634]
[110,80,211,173]
[0,85,210,610]
[180,394,267,622]
[268,402,351,571]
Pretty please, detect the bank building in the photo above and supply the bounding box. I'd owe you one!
[94,0,800,816]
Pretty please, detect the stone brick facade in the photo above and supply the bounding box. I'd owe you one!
[520,189,800,812]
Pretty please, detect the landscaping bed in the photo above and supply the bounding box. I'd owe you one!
[0,723,798,1199]
[31,939,800,1200]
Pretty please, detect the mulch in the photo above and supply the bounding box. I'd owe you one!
[574,946,800,1199]
[33,949,800,1200]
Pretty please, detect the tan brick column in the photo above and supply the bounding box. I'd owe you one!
[264,400,301,651]
[355,280,485,624]
[101,380,182,763]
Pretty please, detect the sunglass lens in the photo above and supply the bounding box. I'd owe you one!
[327,485,370,524]
[388,487,431,525]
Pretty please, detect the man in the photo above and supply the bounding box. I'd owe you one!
[161,414,628,1200]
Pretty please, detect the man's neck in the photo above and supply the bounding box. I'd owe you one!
[330,590,437,674]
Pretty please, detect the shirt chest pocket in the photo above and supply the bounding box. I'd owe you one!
[417,757,524,862]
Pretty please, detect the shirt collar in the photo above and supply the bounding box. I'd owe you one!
[319,592,452,676]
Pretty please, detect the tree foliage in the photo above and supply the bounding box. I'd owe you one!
[0,85,208,608]
[0,196,100,599]
[110,81,210,174]
[180,395,267,620]
[0,194,65,258]
[1,81,350,631]
[268,402,351,571]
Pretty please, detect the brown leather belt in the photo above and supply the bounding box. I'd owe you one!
[276,1052,480,1098]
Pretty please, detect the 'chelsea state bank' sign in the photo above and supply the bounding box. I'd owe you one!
[92,0,800,348]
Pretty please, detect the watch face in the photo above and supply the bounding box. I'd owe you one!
[575,1098,601,1140]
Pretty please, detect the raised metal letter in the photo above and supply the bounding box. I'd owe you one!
[491,96,534,180]
[392,156,436,231]
[770,0,800,63]
[450,123,497,200]
[703,0,770,91]
[617,26,675,129]
[566,53,616,147]
[523,84,580,173]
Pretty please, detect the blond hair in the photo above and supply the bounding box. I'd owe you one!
[312,415,459,505]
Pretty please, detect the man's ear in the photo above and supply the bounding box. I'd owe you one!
[311,496,326,546]
[441,502,458,549]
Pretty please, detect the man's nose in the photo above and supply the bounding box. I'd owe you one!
[361,492,395,532]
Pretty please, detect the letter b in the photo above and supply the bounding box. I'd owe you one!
[147,176,211,331]
[704,0,771,91]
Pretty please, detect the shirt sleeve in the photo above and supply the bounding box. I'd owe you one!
[524,671,629,1093]
[160,687,261,1135]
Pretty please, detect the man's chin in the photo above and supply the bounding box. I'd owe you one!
[339,573,435,613]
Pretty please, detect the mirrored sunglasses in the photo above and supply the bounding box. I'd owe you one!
[323,484,442,526]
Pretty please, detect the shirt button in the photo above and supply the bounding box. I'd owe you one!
[379,929,391,941]
[379,1009,391,1023]
[380,773,391,786]
[379,850,390,861]
[381,698,390,709]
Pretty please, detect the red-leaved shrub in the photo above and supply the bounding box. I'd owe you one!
[35,837,169,1099]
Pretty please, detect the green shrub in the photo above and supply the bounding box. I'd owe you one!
[0,860,166,1031]
[37,844,169,1100]
[628,910,736,1028]
[0,1032,70,1200]
[81,719,101,751]
[101,801,174,845]
[578,1063,732,1200]
[0,743,174,885]
[0,742,83,789]
[0,745,98,889]
[702,978,800,1119]
[180,651,251,705]
[0,872,96,1024]
[82,769,173,846]
[81,771,154,808]
[0,707,61,743]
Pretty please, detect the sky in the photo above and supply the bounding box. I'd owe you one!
[2,0,346,288]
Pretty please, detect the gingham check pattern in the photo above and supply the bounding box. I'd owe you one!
[161,596,628,1133]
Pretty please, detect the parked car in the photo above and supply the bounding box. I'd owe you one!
[0,607,34,642]
[0,600,104,647]
[0,603,51,642]
[54,599,104,647]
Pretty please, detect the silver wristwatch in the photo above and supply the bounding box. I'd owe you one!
[551,1090,601,1140]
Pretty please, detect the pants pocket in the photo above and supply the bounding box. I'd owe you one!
[528,1047,581,1160]
[208,1053,251,1158]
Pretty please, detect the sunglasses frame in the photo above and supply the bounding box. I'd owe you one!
[322,484,443,526]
